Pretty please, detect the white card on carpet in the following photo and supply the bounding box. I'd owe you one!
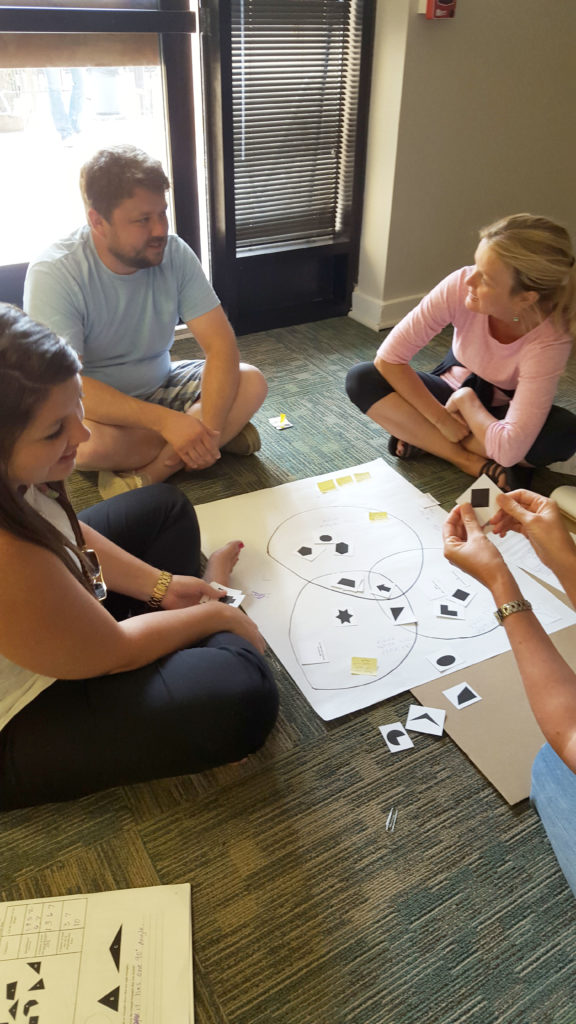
[405,704,446,736]
[269,414,293,430]
[379,722,414,753]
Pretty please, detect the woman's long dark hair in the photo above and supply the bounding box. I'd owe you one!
[0,303,92,589]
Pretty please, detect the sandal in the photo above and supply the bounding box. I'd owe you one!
[479,459,509,492]
[387,435,423,461]
[479,460,534,494]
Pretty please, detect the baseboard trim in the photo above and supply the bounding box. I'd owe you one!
[349,288,424,332]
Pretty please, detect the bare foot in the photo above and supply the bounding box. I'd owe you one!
[204,540,244,587]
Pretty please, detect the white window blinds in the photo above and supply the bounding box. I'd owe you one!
[231,0,366,254]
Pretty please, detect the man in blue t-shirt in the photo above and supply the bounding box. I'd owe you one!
[24,145,267,499]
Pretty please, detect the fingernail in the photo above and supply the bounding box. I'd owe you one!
[239,542,245,549]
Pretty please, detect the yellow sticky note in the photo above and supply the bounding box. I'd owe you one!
[351,657,379,675]
[369,511,388,522]
[354,472,371,483]
[336,475,354,487]
[317,479,337,493]
[280,413,286,425]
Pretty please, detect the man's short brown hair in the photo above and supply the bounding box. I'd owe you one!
[80,145,170,221]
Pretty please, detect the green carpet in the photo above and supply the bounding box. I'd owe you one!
[2,317,575,1024]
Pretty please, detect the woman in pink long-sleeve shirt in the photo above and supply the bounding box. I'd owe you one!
[346,214,576,490]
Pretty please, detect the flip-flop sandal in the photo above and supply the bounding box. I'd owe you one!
[387,435,422,461]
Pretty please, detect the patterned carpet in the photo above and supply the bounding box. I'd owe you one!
[2,317,576,1024]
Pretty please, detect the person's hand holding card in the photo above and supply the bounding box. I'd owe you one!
[455,472,503,528]
[443,502,509,590]
[491,489,576,574]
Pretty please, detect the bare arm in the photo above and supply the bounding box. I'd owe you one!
[80,523,222,607]
[374,356,470,443]
[443,503,576,771]
[0,535,264,679]
[81,375,218,469]
[184,305,240,435]
[81,374,169,432]
[488,564,576,771]
[444,387,495,452]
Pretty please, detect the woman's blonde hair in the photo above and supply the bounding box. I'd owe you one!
[480,213,576,336]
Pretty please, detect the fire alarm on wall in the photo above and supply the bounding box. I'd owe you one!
[418,0,457,18]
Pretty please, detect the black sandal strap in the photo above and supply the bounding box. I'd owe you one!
[480,459,508,489]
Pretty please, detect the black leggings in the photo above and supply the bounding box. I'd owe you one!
[0,485,278,809]
[345,358,576,467]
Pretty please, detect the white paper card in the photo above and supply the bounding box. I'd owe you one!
[379,722,414,753]
[384,603,417,626]
[211,581,245,607]
[448,585,475,607]
[456,472,503,527]
[405,703,446,736]
[269,415,293,430]
[443,681,482,709]
[428,650,465,674]
[332,575,364,594]
[299,639,329,664]
[295,543,322,561]
[435,600,466,620]
[334,608,357,626]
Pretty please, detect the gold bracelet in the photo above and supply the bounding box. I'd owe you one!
[146,570,173,610]
[494,598,532,624]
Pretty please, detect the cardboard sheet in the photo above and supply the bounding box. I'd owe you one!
[411,624,576,804]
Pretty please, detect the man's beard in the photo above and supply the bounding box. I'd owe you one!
[110,238,166,270]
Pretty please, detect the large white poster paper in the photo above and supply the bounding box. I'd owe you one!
[196,460,576,720]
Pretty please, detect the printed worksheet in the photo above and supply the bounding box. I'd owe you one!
[0,884,193,1023]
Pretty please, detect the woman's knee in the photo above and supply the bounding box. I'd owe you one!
[141,483,200,554]
[202,633,279,754]
[345,361,392,413]
[146,482,193,518]
[525,406,576,466]
[238,653,279,751]
[345,361,371,409]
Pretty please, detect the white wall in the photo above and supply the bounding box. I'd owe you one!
[352,0,576,331]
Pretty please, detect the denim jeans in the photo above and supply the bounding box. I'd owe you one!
[46,68,84,139]
[531,743,576,896]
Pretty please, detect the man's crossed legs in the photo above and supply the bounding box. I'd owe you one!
[77,360,267,499]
